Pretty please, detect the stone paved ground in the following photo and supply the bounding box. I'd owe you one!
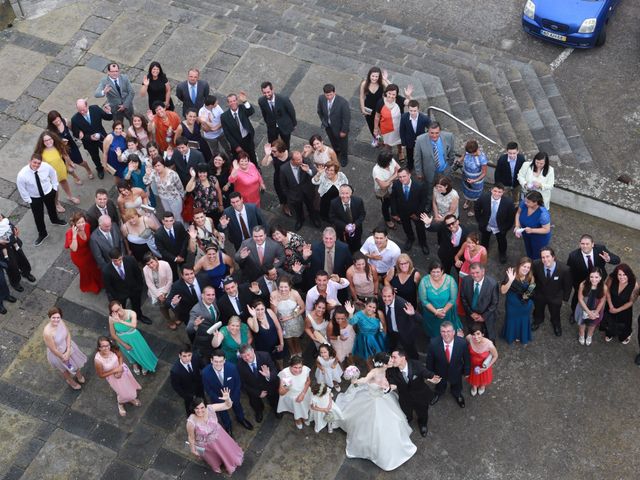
[0,1,639,479]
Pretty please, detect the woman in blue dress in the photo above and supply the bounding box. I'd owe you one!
[194,245,233,297]
[102,120,128,181]
[500,257,535,345]
[460,139,488,217]
[345,299,386,360]
[514,191,551,260]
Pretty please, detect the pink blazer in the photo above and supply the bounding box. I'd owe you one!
[143,260,173,301]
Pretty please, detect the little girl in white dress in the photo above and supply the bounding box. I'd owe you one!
[314,344,343,391]
[307,383,342,433]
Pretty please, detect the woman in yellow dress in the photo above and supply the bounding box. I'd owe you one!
[33,130,80,213]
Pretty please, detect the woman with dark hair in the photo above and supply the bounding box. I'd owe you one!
[194,244,233,296]
[432,175,459,222]
[304,134,337,167]
[34,130,80,210]
[188,208,225,262]
[123,153,155,206]
[102,120,128,181]
[44,307,87,390]
[327,306,354,364]
[127,114,152,148]
[142,252,175,329]
[175,109,213,160]
[575,267,608,346]
[460,139,488,216]
[418,260,462,338]
[347,251,379,305]
[514,190,552,260]
[518,151,555,209]
[186,163,223,221]
[186,394,244,474]
[228,150,265,207]
[277,355,312,429]
[143,157,185,223]
[116,179,151,217]
[604,264,639,344]
[373,83,413,159]
[270,224,307,275]
[270,277,306,356]
[65,212,103,293]
[146,102,181,151]
[501,257,535,345]
[372,147,400,229]
[359,66,389,137]
[247,299,285,368]
[261,138,291,216]
[311,159,349,221]
[47,110,94,179]
[465,322,499,397]
[304,296,330,347]
[211,152,233,208]
[139,61,174,111]
[345,299,386,360]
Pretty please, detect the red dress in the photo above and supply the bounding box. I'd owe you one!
[65,224,103,293]
[466,345,493,387]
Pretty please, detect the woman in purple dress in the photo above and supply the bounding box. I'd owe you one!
[43,307,87,390]
[186,393,244,474]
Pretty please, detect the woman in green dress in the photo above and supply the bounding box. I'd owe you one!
[211,316,252,364]
[108,300,158,375]
[418,260,464,338]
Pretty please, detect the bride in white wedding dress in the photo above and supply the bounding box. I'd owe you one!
[335,352,417,471]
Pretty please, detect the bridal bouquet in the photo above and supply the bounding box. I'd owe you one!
[343,365,360,381]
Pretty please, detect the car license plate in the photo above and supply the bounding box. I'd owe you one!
[541,30,566,42]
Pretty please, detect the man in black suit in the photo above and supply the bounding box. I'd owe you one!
[175,69,210,118]
[566,234,620,322]
[459,263,500,341]
[165,137,205,187]
[220,91,257,165]
[237,344,280,422]
[329,184,365,253]
[388,349,440,437]
[390,168,429,254]
[154,212,188,280]
[426,321,470,408]
[399,100,431,172]
[217,277,259,324]
[170,344,205,416]
[259,81,297,149]
[422,214,470,277]
[71,99,113,179]
[317,83,350,166]
[167,265,209,326]
[474,184,515,264]
[493,141,526,203]
[378,287,420,359]
[218,192,267,250]
[304,227,352,280]
[279,150,319,231]
[532,246,573,336]
[102,248,151,324]
[86,188,120,231]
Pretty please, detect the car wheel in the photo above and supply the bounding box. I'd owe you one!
[595,26,607,47]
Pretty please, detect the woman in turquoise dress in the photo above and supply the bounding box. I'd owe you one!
[500,258,535,345]
[108,300,158,375]
[102,120,128,180]
[212,316,252,364]
[345,299,386,359]
[460,139,488,216]
[418,260,463,338]
[514,191,552,261]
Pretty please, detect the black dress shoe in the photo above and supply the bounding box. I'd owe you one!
[140,316,153,325]
[34,234,48,247]
[455,396,466,408]
[532,323,541,331]
[11,283,24,292]
[23,273,36,283]
[429,394,440,406]
[403,240,413,251]
[255,411,263,423]
[419,425,428,437]
[5,295,17,303]
[239,418,254,430]
[554,327,562,337]
[0,305,6,314]
[294,222,303,231]
[420,244,430,255]
[275,412,283,419]
[52,219,68,226]
[97,170,105,179]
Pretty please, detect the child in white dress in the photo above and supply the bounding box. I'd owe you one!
[314,344,343,391]
[307,383,342,433]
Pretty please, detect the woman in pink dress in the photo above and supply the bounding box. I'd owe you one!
[94,336,142,417]
[228,151,264,207]
[43,307,87,390]
[186,393,244,474]
[454,232,487,316]
[466,323,499,397]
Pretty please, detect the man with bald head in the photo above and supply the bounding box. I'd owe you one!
[89,215,126,270]
[70,98,113,179]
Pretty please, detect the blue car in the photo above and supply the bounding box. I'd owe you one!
[522,0,620,48]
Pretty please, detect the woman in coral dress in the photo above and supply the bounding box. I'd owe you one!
[466,323,499,397]
[65,213,103,294]
[228,152,264,207]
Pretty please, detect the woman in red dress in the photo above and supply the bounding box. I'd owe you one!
[64,212,103,293]
[466,322,499,397]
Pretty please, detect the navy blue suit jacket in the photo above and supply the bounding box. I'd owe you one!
[202,362,242,404]
[399,112,431,149]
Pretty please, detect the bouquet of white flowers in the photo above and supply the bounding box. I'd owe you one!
[343,365,360,381]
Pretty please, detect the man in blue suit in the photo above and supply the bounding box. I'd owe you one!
[399,100,431,172]
[202,350,254,436]
[218,192,267,250]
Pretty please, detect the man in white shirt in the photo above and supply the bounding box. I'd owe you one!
[199,95,230,155]
[360,227,401,277]
[16,155,67,246]
[305,271,350,312]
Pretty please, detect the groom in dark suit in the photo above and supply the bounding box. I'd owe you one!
[426,321,470,408]
[387,349,440,437]
[532,246,573,336]
[237,344,280,422]
[317,83,350,166]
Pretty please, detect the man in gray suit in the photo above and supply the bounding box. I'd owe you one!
[234,225,285,283]
[187,285,221,360]
[94,63,135,124]
[414,121,456,188]
[175,68,210,118]
[89,215,126,270]
[460,263,499,342]
[316,83,350,166]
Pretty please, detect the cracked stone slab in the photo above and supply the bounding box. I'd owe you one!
[13,2,95,45]
[0,44,50,102]
[39,66,106,119]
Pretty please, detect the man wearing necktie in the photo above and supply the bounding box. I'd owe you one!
[329,184,366,253]
[259,81,297,150]
[390,168,429,254]
[154,212,188,281]
[474,184,515,264]
[220,91,258,166]
[317,83,350,166]
[279,151,319,231]
[176,68,210,118]
[237,344,280,422]
[90,215,125,270]
[71,99,113,179]
[460,263,499,342]
[86,189,120,232]
[94,63,134,124]
[170,345,205,415]
[532,247,572,337]
[234,225,285,284]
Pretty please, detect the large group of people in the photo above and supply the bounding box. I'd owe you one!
[18,60,636,474]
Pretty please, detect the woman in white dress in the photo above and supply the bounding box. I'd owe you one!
[277,355,312,429]
[335,352,417,471]
[270,277,306,356]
